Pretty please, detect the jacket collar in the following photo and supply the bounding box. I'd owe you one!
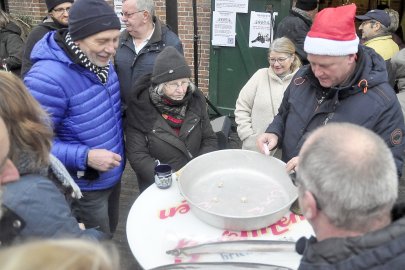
[297,206,405,264]
[121,16,164,50]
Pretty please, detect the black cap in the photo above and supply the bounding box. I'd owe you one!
[68,0,121,41]
[151,47,191,85]
[45,0,73,12]
[356,9,391,28]
[296,0,318,11]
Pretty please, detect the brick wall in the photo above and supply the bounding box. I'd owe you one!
[7,0,211,93]
[8,0,47,23]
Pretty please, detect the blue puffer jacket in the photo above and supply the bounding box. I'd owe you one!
[266,45,405,176]
[24,31,125,191]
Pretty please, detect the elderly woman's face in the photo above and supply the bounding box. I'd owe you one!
[163,78,190,100]
[268,51,294,76]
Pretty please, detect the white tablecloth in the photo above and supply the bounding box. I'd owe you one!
[126,180,314,269]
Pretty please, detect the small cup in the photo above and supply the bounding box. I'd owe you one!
[154,164,173,189]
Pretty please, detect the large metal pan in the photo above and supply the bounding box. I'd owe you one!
[178,149,297,231]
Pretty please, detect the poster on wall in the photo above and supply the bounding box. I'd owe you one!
[212,11,236,47]
[249,11,272,48]
[215,0,249,13]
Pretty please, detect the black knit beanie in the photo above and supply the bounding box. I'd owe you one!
[46,0,73,12]
[151,46,191,85]
[68,0,121,41]
[296,0,318,11]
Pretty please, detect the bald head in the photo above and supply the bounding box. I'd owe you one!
[301,123,384,169]
[298,123,397,231]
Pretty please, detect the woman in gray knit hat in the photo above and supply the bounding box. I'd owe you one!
[126,46,218,192]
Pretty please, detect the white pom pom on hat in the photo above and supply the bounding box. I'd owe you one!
[304,4,359,56]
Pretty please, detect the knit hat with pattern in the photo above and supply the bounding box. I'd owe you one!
[68,0,121,41]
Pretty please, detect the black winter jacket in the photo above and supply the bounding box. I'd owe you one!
[296,204,405,269]
[21,18,64,77]
[0,21,23,76]
[266,45,405,176]
[275,9,312,64]
[126,74,218,192]
[115,17,183,107]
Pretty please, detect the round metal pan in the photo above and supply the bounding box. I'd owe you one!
[178,149,297,231]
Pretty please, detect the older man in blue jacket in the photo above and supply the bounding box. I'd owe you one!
[257,4,405,177]
[24,0,124,237]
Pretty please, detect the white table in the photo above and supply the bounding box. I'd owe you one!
[126,180,314,269]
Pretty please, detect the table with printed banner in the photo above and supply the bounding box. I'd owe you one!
[126,179,314,269]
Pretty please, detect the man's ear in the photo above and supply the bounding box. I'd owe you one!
[301,191,319,220]
[372,21,381,31]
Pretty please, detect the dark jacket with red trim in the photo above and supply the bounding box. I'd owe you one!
[266,45,405,176]
[125,74,218,192]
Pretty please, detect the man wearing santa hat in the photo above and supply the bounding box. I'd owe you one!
[256,4,405,177]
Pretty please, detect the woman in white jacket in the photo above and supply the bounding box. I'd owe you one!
[235,37,301,152]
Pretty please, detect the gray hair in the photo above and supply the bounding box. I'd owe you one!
[297,123,397,232]
[269,37,302,72]
[155,80,196,96]
[135,0,155,17]
[372,20,390,35]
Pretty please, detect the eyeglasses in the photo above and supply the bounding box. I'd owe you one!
[269,56,291,65]
[164,81,190,91]
[53,7,70,14]
[120,10,145,18]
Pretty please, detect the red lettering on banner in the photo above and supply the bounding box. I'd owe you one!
[222,213,305,238]
[159,200,190,219]
[173,239,200,264]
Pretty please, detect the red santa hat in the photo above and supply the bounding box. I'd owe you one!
[304,4,359,56]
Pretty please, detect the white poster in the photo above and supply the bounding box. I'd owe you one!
[249,12,273,48]
[215,0,249,13]
[212,11,236,47]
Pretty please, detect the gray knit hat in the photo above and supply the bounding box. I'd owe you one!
[68,0,121,41]
[151,46,191,85]
[45,0,73,12]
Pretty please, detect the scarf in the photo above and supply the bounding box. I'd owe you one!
[149,86,192,131]
[64,32,109,84]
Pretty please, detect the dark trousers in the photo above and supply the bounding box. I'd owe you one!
[72,182,121,238]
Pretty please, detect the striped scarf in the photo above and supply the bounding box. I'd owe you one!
[64,32,109,84]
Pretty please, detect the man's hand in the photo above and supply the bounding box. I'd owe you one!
[286,156,299,173]
[256,133,278,154]
[87,149,122,172]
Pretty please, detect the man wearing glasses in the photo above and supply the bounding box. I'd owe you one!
[24,0,125,238]
[21,0,74,77]
[294,123,405,269]
[356,9,399,61]
[115,0,183,120]
[256,5,405,177]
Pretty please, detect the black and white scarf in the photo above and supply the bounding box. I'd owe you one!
[65,32,109,84]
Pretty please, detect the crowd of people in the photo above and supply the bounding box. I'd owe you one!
[0,0,405,269]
